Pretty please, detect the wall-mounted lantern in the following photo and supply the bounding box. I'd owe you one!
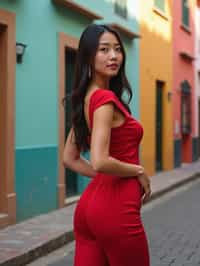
[16,42,27,64]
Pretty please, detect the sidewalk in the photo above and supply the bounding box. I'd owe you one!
[0,160,200,266]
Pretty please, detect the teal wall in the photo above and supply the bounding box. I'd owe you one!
[124,40,140,117]
[0,0,140,221]
[0,0,91,221]
[0,0,90,146]
[15,146,57,221]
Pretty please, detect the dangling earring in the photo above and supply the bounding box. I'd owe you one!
[88,66,91,79]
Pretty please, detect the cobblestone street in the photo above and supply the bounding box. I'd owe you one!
[143,179,200,266]
[27,178,200,266]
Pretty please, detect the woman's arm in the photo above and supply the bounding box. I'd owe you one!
[90,102,144,177]
[63,127,97,178]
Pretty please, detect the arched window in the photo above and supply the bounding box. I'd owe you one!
[181,80,191,134]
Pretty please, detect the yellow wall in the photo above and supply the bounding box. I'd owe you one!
[139,0,173,175]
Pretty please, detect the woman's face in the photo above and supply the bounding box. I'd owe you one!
[93,31,123,79]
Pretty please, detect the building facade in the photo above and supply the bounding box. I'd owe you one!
[139,0,174,175]
[172,0,197,167]
[0,0,140,227]
[195,0,200,159]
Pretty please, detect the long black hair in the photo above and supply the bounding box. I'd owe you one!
[64,24,133,152]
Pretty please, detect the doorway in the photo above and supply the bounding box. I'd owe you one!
[0,9,16,228]
[0,24,6,215]
[64,48,78,197]
[155,80,164,171]
[58,32,78,207]
[198,99,200,158]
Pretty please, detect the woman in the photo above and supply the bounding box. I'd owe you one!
[63,24,151,266]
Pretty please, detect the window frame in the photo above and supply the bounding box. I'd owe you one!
[154,0,165,13]
[114,0,128,19]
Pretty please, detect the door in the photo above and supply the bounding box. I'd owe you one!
[198,99,200,158]
[64,48,78,197]
[156,81,163,171]
[0,25,4,211]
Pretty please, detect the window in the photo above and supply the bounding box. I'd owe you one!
[181,80,191,135]
[154,0,165,12]
[198,39,200,54]
[182,0,190,27]
[198,13,200,53]
[114,0,127,19]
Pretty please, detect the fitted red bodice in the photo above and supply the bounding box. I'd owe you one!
[88,89,143,165]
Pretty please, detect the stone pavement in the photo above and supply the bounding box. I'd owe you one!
[143,178,200,266]
[0,160,200,266]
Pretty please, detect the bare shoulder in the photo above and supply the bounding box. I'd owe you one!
[93,101,114,126]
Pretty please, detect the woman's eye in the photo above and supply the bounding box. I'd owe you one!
[100,47,109,52]
[99,47,121,53]
[116,47,122,52]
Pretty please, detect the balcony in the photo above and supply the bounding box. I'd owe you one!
[52,0,103,20]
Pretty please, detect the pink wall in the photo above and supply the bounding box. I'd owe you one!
[172,0,195,162]
[195,4,200,137]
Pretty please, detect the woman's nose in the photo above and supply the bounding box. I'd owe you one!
[109,49,117,59]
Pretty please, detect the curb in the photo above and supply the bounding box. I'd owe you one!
[0,231,74,266]
[147,172,200,203]
[1,173,200,266]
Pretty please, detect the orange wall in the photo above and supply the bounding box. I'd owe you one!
[140,0,173,175]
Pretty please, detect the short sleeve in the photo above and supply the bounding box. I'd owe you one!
[89,89,128,129]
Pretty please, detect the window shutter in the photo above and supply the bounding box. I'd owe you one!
[182,0,189,27]
[181,81,191,135]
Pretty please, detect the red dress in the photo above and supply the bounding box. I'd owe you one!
[73,89,150,266]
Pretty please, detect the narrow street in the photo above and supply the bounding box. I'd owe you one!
[27,178,200,266]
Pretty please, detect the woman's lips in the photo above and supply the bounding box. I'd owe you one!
[107,64,119,69]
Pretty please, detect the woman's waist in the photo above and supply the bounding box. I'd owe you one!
[87,174,142,202]
[108,155,140,165]
[93,172,139,183]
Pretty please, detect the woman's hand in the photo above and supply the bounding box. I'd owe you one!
[138,173,151,204]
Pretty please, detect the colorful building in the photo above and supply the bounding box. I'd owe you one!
[172,0,197,166]
[139,0,173,175]
[0,0,140,227]
[195,0,200,158]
